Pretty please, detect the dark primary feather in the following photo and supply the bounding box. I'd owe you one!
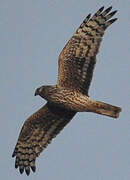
[12,103,75,175]
[58,6,117,95]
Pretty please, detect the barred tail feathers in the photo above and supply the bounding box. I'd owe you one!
[92,100,122,118]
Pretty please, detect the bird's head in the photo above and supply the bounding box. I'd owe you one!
[34,86,47,97]
[34,85,57,100]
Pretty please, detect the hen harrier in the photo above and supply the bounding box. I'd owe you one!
[12,6,122,175]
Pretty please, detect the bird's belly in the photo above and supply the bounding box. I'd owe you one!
[48,90,92,112]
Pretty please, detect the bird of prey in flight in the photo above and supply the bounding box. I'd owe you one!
[12,6,122,175]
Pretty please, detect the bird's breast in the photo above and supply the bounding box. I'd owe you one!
[47,88,92,112]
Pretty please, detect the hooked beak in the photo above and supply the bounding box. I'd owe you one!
[34,88,39,96]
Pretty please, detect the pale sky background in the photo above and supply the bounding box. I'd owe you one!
[0,0,129,180]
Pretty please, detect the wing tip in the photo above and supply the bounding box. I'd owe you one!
[25,167,31,176]
[19,166,24,174]
[31,166,36,173]
[12,149,37,175]
[98,6,104,12]
[105,6,113,13]
[87,13,91,19]
[107,18,118,25]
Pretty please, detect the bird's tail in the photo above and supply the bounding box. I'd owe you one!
[91,100,122,118]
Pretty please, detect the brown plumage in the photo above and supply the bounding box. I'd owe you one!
[12,103,75,175]
[12,6,122,175]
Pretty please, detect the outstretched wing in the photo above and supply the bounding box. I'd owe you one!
[12,103,75,175]
[57,6,117,95]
